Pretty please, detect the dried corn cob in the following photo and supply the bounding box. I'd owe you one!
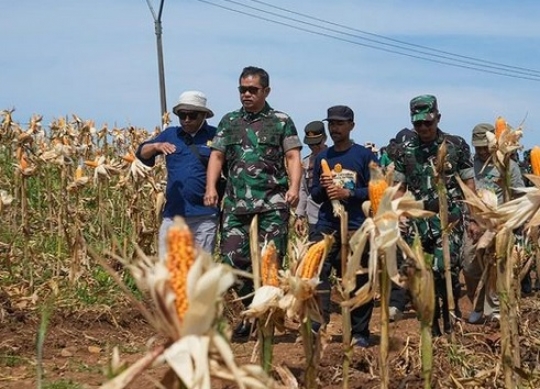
[261,241,279,287]
[122,152,135,163]
[84,159,99,168]
[166,218,196,321]
[300,239,326,279]
[19,153,28,170]
[321,159,331,175]
[495,116,507,140]
[75,165,83,180]
[531,146,540,176]
[368,162,388,216]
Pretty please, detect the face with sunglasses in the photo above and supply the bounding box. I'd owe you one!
[238,75,270,113]
[412,113,440,143]
[178,110,206,134]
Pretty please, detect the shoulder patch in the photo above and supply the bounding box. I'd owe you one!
[274,111,290,121]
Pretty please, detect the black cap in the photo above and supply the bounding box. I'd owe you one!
[324,105,354,121]
[303,121,326,145]
[395,128,416,144]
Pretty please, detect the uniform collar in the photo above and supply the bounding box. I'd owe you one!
[240,102,273,121]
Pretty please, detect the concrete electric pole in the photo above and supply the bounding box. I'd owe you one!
[145,0,167,124]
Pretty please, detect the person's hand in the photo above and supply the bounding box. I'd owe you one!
[204,187,219,207]
[155,142,176,155]
[326,186,350,201]
[294,217,307,237]
[285,188,299,207]
[467,220,482,241]
[320,172,334,189]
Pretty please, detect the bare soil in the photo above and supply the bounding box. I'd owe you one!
[1,288,539,389]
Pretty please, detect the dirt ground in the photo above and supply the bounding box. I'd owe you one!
[1,288,539,389]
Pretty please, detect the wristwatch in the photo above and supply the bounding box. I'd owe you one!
[348,189,355,198]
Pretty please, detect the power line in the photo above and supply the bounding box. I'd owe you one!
[197,0,540,82]
[247,0,540,77]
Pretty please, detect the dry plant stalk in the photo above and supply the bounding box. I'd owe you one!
[288,235,334,388]
[344,162,434,389]
[243,216,284,373]
[433,141,456,338]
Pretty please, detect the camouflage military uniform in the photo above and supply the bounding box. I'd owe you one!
[393,129,474,326]
[211,102,302,279]
[394,129,474,272]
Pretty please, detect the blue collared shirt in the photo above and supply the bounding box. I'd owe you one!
[136,122,218,218]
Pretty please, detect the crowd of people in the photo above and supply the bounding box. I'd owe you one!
[137,65,537,347]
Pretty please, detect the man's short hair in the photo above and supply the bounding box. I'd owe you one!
[239,66,269,88]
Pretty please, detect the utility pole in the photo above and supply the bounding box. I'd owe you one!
[145,0,167,123]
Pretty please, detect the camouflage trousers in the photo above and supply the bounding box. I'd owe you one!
[411,218,464,274]
[409,219,464,319]
[219,208,290,305]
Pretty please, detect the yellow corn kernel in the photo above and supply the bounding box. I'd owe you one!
[84,159,98,168]
[75,165,83,180]
[300,239,326,279]
[261,240,279,287]
[19,153,28,170]
[531,146,540,176]
[321,159,331,175]
[368,161,388,216]
[369,179,388,216]
[122,152,135,163]
[166,218,196,321]
[495,116,506,140]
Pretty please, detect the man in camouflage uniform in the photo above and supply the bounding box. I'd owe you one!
[204,66,302,337]
[392,95,478,336]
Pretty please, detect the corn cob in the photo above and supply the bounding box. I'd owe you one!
[166,218,196,321]
[300,239,327,279]
[84,159,99,168]
[261,240,279,286]
[122,152,135,163]
[368,162,388,216]
[75,165,83,180]
[531,146,540,176]
[321,159,344,218]
[321,159,331,175]
[19,153,28,170]
[495,116,506,140]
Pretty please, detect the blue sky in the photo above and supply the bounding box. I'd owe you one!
[2,0,539,155]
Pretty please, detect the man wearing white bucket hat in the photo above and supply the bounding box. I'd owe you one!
[136,90,219,257]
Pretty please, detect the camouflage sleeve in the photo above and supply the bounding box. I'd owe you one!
[509,160,525,189]
[392,143,407,183]
[279,113,302,152]
[210,114,230,153]
[456,136,475,180]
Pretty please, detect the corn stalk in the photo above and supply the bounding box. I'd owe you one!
[434,141,456,340]
[379,252,390,389]
[249,215,275,373]
[399,236,435,389]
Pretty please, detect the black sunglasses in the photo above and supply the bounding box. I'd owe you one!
[238,86,263,94]
[178,111,200,120]
[413,120,435,127]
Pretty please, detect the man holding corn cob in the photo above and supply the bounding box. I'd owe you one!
[136,90,219,258]
[392,94,478,336]
[310,105,378,347]
[204,66,302,337]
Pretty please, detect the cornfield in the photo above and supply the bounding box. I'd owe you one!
[2,110,540,389]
